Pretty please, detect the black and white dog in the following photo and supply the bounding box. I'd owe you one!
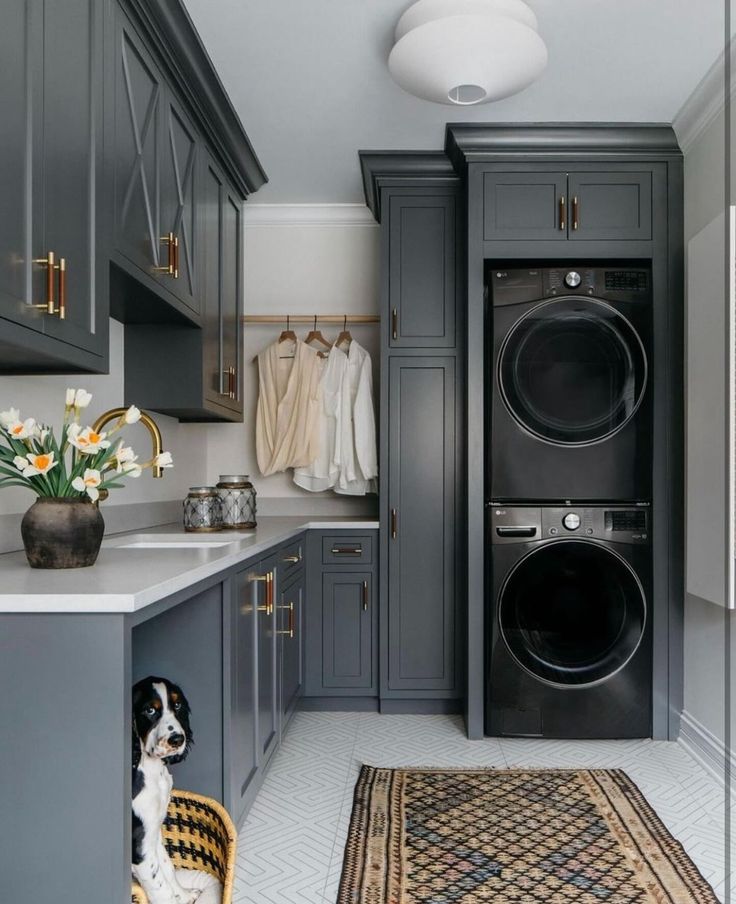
[132,676,197,904]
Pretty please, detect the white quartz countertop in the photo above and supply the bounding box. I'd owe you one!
[0,516,379,614]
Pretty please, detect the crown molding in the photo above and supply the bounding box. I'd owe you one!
[673,44,736,154]
[358,152,459,221]
[242,203,377,227]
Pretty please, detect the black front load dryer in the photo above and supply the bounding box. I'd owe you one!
[486,504,651,739]
[489,265,652,501]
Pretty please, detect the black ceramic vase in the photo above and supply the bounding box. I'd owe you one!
[21,497,105,568]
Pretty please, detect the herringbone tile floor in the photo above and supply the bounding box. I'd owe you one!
[233,712,731,903]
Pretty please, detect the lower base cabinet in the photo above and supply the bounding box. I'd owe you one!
[280,569,305,725]
[304,531,378,701]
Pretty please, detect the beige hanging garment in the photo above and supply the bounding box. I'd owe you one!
[256,338,322,476]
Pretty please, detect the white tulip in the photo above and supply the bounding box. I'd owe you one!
[124,405,141,424]
[74,389,93,409]
[153,451,173,468]
[0,408,20,428]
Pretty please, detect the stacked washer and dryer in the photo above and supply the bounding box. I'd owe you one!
[486,265,653,738]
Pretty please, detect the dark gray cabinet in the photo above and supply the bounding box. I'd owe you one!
[304,530,378,701]
[387,357,458,694]
[0,0,107,373]
[483,168,652,242]
[388,193,457,348]
[229,567,259,824]
[279,569,305,725]
[320,572,374,691]
[256,552,279,764]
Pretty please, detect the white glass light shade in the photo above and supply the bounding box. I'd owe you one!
[388,0,547,106]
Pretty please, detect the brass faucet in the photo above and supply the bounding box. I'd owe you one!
[91,407,166,478]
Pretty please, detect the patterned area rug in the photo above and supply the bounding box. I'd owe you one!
[337,766,718,903]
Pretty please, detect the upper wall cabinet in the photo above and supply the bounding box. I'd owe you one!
[112,8,200,319]
[387,192,457,348]
[483,167,652,242]
[0,0,108,373]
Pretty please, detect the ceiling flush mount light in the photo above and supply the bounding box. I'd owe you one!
[388,0,547,106]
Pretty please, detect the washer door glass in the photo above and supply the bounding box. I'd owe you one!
[499,541,646,687]
[499,297,647,445]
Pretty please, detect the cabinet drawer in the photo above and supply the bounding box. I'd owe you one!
[278,537,305,582]
[322,535,373,565]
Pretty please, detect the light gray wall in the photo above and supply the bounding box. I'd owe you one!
[683,103,734,744]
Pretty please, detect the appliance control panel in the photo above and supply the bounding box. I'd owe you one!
[491,266,651,306]
[490,504,650,545]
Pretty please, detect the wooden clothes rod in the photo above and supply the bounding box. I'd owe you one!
[242,314,379,324]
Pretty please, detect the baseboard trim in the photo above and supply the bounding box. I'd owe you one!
[678,709,736,791]
[379,699,462,715]
[299,697,378,712]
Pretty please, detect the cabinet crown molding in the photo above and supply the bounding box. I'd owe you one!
[359,152,459,221]
[444,123,683,172]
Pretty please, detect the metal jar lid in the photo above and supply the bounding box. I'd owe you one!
[217,474,253,488]
[188,486,218,496]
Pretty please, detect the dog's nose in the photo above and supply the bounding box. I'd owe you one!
[168,732,185,747]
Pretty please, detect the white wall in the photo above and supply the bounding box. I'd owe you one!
[0,320,209,540]
[204,207,381,516]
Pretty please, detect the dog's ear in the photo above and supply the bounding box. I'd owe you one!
[164,683,193,766]
[132,718,141,771]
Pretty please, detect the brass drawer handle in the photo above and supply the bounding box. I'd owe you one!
[572,196,579,231]
[391,508,398,540]
[57,258,66,320]
[362,580,369,612]
[172,234,179,279]
[331,546,362,555]
[282,554,301,564]
[276,601,295,638]
[250,571,273,615]
[391,307,398,341]
[230,366,237,400]
[558,195,566,231]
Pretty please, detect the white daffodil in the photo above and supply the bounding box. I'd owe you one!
[121,461,143,478]
[13,455,27,472]
[18,451,57,477]
[71,468,102,502]
[153,451,173,468]
[0,407,20,428]
[74,389,92,409]
[5,418,36,440]
[114,444,138,472]
[124,405,141,425]
[34,424,50,443]
[67,426,110,455]
[65,388,76,407]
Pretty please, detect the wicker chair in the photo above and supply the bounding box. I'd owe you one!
[131,789,236,904]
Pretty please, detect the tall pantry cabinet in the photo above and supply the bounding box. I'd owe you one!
[361,154,465,710]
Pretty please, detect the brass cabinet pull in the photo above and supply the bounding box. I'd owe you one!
[32,251,56,315]
[250,571,274,615]
[362,580,369,612]
[221,368,230,396]
[558,195,566,231]
[56,258,66,320]
[331,546,362,555]
[155,232,176,275]
[282,554,301,564]
[230,366,237,399]
[391,508,398,539]
[391,307,398,341]
[172,234,179,279]
[572,196,579,231]
[276,601,295,638]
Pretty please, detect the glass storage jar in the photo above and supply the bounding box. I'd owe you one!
[183,487,222,532]
[216,475,257,529]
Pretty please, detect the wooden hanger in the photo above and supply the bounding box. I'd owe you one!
[304,315,331,358]
[279,314,297,344]
[335,315,352,349]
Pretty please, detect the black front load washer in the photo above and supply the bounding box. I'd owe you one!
[489,265,652,501]
[486,504,651,739]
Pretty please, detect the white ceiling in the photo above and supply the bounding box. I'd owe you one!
[182,0,726,204]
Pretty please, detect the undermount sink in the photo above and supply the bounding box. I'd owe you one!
[109,533,251,550]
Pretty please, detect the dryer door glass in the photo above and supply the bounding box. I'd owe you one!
[499,297,647,445]
[499,540,646,686]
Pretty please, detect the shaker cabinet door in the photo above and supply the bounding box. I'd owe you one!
[483,171,568,241]
[257,554,279,763]
[279,571,304,726]
[567,171,652,241]
[321,572,374,690]
[388,193,457,348]
[229,568,258,824]
[39,0,106,357]
[387,357,458,693]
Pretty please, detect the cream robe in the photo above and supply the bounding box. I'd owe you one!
[334,340,378,495]
[256,339,322,476]
[293,343,348,492]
